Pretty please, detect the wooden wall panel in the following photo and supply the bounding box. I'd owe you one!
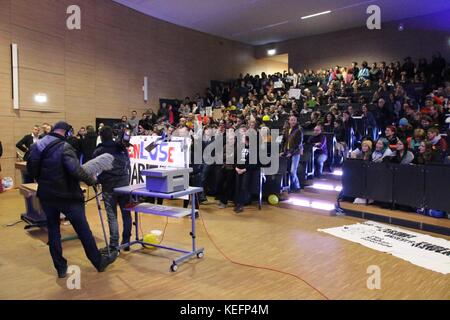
[0,30,11,75]
[0,72,12,117]
[11,25,65,75]
[11,0,66,38]
[0,0,10,33]
[19,69,65,112]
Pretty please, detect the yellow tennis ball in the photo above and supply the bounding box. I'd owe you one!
[143,234,159,250]
[268,194,279,206]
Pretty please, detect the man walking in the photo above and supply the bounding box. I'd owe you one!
[27,121,117,278]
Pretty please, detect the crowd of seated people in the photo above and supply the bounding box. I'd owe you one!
[12,53,450,212]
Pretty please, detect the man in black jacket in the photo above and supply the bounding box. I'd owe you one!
[92,126,132,253]
[27,121,117,278]
[16,125,40,161]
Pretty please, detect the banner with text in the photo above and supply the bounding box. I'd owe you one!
[128,136,190,185]
[319,221,450,274]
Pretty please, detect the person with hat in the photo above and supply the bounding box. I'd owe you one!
[27,121,117,278]
[351,139,373,161]
[397,118,413,140]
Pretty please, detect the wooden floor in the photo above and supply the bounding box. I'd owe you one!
[0,189,449,300]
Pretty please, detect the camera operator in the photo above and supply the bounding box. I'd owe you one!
[27,121,117,278]
[92,126,132,253]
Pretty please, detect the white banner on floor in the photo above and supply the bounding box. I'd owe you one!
[318,221,450,274]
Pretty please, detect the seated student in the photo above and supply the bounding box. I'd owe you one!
[308,125,328,177]
[385,139,415,164]
[351,140,373,161]
[397,118,413,140]
[372,138,393,163]
[408,128,426,156]
[427,127,448,158]
[357,61,370,81]
[384,125,399,150]
[413,141,443,165]
[322,113,335,134]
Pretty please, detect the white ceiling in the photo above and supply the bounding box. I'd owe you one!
[113,0,450,45]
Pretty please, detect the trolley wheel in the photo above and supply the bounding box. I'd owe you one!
[170,264,178,272]
[197,252,204,259]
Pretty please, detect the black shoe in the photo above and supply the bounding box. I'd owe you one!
[57,266,68,279]
[99,246,119,255]
[96,252,118,273]
[234,206,243,213]
[121,239,131,252]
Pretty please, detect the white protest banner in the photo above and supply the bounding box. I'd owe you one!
[289,88,301,99]
[206,106,213,117]
[274,80,284,89]
[127,136,190,185]
[318,221,450,274]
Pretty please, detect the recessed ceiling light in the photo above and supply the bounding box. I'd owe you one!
[301,10,332,20]
[267,49,276,56]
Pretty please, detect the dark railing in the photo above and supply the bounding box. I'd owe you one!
[341,159,450,213]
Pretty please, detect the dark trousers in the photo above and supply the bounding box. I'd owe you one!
[102,192,132,247]
[235,171,249,207]
[200,164,214,198]
[41,201,101,273]
[218,168,236,205]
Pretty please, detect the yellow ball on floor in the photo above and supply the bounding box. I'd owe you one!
[143,233,159,250]
[268,194,279,206]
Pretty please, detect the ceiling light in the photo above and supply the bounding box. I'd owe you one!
[267,49,276,56]
[301,10,331,20]
[34,93,48,103]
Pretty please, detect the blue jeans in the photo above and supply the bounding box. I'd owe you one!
[315,153,328,176]
[41,201,102,273]
[102,192,132,248]
[290,154,301,190]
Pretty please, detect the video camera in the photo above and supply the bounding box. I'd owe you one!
[117,128,132,147]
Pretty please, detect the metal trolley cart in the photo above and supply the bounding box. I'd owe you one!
[114,184,205,272]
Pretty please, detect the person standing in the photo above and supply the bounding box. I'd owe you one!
[128,110,139,135]
[16,125,41,183]
[27,121,117,278]
[16,125,40,161]
[282,116,303,193]
[93,126,132,253]
[80,126,98,164]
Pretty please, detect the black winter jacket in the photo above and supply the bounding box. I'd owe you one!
[27,133,96,203]
[92,141,130,192]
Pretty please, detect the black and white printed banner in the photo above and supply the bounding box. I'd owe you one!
[318,221,450,274]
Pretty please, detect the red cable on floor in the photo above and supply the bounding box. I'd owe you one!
[198,213,331,300]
